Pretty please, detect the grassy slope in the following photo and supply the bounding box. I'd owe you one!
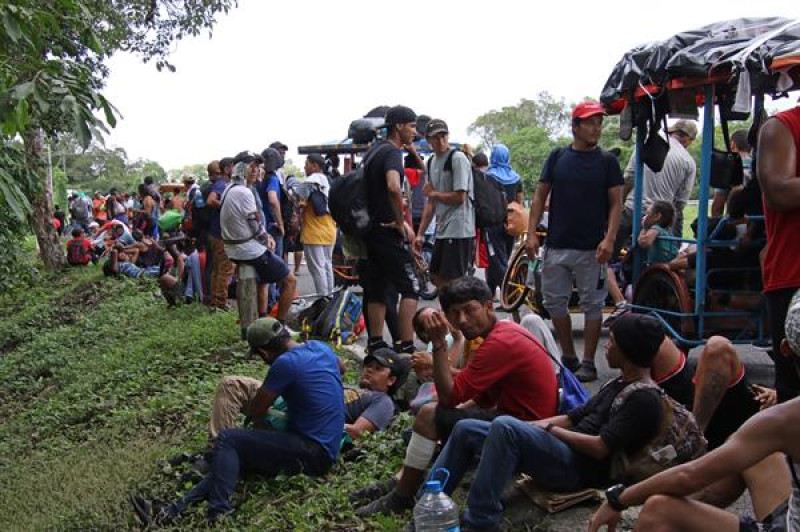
[0,268,408,531]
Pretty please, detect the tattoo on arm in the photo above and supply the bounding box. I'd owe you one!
[693,369,728,432]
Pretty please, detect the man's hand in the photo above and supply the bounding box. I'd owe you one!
[411,352,434,378]
[423,182,436,199]
[422,310,450,351]
[528,419,550,429]
[596,237,613,264]
[526,233,540,259]
[265,234,276,252]
[587,501,621,532]
[413,236,424,254]
[752,384,777,410]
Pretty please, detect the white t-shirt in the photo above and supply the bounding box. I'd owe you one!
[220,183,267,261]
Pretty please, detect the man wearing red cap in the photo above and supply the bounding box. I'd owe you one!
[526,101,624,382]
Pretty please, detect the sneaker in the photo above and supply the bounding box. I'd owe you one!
[603,302,629,328]
[355,490,414,517]
[130,494,173,527]
[349,477,398,505]
[575,361,598,382]
[366,340,390,355]
[560,355,581,372]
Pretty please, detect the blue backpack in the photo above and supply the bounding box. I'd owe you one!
[512,328,590,414]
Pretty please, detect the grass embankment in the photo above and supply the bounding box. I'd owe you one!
[0,267,407,531]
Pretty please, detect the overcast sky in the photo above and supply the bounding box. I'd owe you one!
[101,1,799,172]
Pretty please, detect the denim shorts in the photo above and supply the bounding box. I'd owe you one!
[541,247,606,320]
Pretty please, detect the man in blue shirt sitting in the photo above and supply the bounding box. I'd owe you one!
[132,318,345,525]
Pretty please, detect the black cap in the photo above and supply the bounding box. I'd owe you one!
[306,153,325,169]
[365,348,410,379]
[611,314,665,368]
[261,148,285,173]
[425,118,449,137]
[269,141,289,151]
[233,151,263,165]
[219,157,235,169]
[379,105,417,128]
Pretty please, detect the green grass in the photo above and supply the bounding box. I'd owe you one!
[0,266,411,531]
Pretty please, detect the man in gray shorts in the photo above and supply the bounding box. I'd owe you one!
[526,101,623,382]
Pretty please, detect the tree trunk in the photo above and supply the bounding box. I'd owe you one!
[24,127,65,270]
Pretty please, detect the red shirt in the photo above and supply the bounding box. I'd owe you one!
[66,238,91,265]
[449,320,558,421]
[763,107,800,292]
[405,167,420,187]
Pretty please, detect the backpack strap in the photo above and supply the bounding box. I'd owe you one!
[611,380,662,413]
[220,184,261,245]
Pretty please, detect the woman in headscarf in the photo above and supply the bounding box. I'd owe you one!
[484,144,523,298]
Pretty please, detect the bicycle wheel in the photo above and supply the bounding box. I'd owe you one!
[500,245,532,312]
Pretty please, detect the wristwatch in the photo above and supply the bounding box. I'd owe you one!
[605,483,627,512]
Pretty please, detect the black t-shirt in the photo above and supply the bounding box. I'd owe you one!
[566,377,663,486]
[540,146,623,250]
[364,141,405,224]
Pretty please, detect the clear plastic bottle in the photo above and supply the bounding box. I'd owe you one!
[413,469,460,532]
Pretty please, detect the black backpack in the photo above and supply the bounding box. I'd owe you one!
[329,142,393,237]
[428,149,507,229]
[278,179,301,239]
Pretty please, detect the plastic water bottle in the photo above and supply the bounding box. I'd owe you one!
[413,469,460,531]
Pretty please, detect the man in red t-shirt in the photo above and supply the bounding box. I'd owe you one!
[355,276,557,516]
[758,102,800,401]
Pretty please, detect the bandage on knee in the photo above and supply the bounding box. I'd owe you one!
[403,432,437,470]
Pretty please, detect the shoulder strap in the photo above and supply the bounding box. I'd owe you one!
[507,326,563,369]
[443,149,457,173]
[611,380,661,413]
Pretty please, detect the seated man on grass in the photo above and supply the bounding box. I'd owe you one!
[205,347,410,445]
[588,290,800,532]
[354,276,558,517]
[429,314,668,531]
[132,317,345,525]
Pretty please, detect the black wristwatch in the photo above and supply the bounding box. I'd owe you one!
[605,483,627,512]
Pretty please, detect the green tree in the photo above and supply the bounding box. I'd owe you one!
[0,0,236,271]
[469,92,572,148]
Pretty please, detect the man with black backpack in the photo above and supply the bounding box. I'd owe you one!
[526,101,624,382]
[413,119,474,287]
[362,105,421,355]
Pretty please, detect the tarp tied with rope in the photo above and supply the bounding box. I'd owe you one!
[600,17,800,106]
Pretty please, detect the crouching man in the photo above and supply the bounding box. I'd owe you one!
[208,347,410,443]
[132,317,344,525]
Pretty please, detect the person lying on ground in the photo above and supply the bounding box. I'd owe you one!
[353,276,558,517]
[587,290,800,532]
[429,313,669,531]
[205,346,410,447]
[132,318,345,526]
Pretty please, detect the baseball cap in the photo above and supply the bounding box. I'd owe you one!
[379,105,417,128]
[668,119,698,140]
[233,151,264,165]
[181,173,196,183]
[246,317,287,354]
[572,101,606,120]
[425,118,449,137]
[306,153,325,168]
[365,347,410,379]
[269,141,289,151]
[786,290,800,356]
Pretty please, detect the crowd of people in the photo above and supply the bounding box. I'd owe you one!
[52,99,800,531]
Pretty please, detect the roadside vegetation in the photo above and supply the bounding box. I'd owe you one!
[0,266,412,531]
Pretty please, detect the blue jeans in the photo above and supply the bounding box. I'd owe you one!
[167,428,331,520]
[183,251,204,302]
[431,416,584,529]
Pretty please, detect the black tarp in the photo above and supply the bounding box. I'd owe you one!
[600,17,800,104]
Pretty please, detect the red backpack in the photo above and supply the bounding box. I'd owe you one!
[67,239,90,265]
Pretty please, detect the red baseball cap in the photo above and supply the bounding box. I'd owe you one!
[572,101,606,120]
